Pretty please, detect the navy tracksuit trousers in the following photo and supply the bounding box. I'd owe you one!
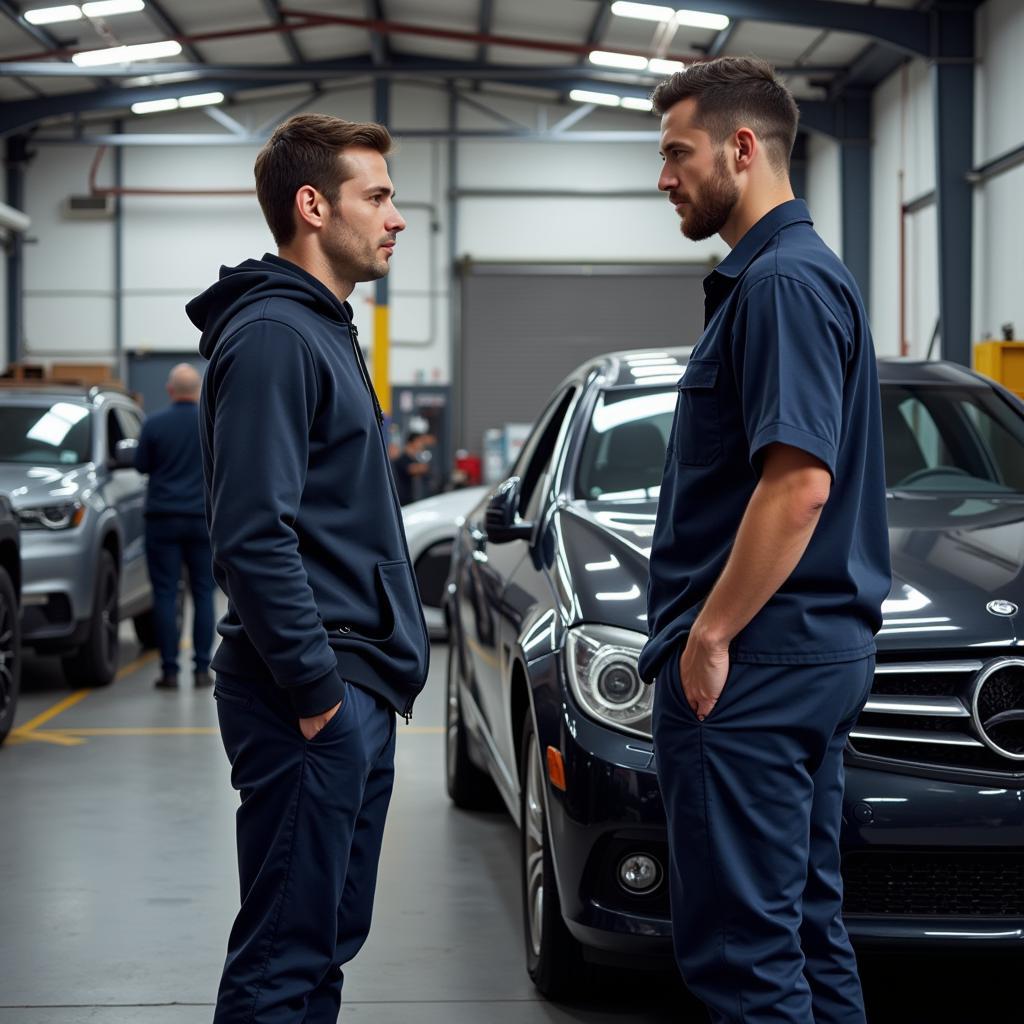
[652,654,875,1024]
[213,676,396,1023]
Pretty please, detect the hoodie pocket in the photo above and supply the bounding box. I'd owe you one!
[329,559,423,648]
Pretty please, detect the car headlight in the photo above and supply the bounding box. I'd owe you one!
[565,624,652,739]
[17,501,85,531]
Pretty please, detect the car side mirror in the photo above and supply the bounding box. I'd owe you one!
[112,437,139,471]
[485,476,534,544]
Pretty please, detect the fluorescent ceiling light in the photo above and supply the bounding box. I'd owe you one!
[131,97,178,114]
[611,2,675,22]
[178,91,224,108]
[621,97,654,112]
[72,39,182,67]
[675,9,730,31]
[24,5,83,24]
[82,0,145,15]
[589,50,649,71]
[569,89,621,108]
[648,58,685,75]
[123,70,201,87]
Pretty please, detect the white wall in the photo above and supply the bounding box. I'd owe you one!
[21,83,730,385]
[805,132,842,257]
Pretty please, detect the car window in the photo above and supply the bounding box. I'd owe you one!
[106,408,125,459]
[515,387,576,519]
[574,388,675,501]
[0,403,92,466]
[882,385,1024,493]
[115,407,142,441]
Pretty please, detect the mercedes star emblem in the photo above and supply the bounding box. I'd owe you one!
[986,600,1018,617]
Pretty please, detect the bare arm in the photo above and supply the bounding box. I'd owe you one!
[680,443,832,719]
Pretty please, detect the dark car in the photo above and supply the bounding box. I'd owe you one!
[444,349,1024,997]
[0,495,21,746]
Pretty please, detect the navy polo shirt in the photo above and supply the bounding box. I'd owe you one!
[134,400,206,518]
[639,199,891,684]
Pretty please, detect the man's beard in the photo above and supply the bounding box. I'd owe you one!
[680,152,739,241]
[323,219,390,282]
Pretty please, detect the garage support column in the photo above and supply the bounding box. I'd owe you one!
[4,135,29,370]
[837,94,871,315]
[932,3,975,368]
[113,120,125,383]
[374,78,392,417]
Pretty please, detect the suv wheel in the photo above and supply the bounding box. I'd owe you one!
[520,710,585,999]
[445,643,500,809]
[0,565,21,746]
[62,549,119,688]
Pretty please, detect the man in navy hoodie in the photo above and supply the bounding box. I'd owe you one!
[187,114,429,1022]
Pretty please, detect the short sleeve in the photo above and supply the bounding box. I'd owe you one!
[731,275,850,479]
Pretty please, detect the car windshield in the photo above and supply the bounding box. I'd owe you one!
[882,384,1024,494]
[573,381,1024,502]
[0,403,92,466]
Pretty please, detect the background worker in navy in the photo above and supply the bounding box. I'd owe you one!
[134,363,214,690]
[640,59,891,1024]
[186,114,428,1023]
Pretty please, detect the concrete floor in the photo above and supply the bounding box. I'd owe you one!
[0,622,1018,1023]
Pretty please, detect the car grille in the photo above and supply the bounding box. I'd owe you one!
[847,656,1024,778]
[843,850,1024,917]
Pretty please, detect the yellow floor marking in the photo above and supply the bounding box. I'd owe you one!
[10,689,92,737]
[59,727,220,736]
[115,649,159,681]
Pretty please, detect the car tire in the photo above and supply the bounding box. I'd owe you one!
[520,709,585,999]
[62,549,119,689]
[445,643,501,810]
[0,565,21,746]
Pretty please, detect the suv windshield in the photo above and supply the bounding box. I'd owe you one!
[0,403,92,466]
[574,382,1024,501]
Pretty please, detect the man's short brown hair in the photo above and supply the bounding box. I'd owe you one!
[651,57,799,174]
[254,113,393,245]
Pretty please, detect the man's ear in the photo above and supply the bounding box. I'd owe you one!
[734,127,757,172]
[294,185,326,231]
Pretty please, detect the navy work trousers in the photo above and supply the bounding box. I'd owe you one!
[144,514,214,676]
[652,654,875,1024]
[213,677,396,1023]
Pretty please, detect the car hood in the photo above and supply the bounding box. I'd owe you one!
[0,462,91,508]
[556,495,1024,649]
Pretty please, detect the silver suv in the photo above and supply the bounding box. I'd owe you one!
[0,383,153,687]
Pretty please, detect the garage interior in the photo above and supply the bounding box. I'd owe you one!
[2,1,1024,1022]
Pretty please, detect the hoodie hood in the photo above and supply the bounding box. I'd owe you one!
[187,254,353,360]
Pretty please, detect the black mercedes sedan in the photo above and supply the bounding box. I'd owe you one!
[443,349,1024,997]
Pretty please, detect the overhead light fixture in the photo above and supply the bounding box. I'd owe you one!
[123,70,201,87]
[569,89,621,108]
[621,97,654,112]
[24,5,83,24]
[130,97,178,114]
[72,39,182,67]
[131,90,224,115]
[611,3,730,31]
[674,9,729,30]
[611,2,675,22]
[82,0,146,15]
[589,50,649,71]
[648,58,685,75]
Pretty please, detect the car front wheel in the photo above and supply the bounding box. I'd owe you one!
[445,642,500,810]
[62,549,119,688]
[520,710,584,998]
[0,565,21,746]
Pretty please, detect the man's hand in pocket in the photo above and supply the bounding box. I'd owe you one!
[679,629,730,721]
[300,700,342,741]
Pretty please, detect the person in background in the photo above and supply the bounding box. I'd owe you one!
[391,428,432,505]
[134,363,214,689]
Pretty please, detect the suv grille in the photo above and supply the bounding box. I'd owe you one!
[848,657,1024,778]
[843,850,1024,917]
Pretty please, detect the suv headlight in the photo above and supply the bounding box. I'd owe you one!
[565,624,652,739]
[17,501,85,531]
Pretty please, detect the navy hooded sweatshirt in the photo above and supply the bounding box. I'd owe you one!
[186,254,429,719]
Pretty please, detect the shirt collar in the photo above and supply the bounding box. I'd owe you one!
[711,198,813,282]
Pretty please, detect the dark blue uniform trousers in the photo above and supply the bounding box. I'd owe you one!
[144,514,215,676]
[213,677,396,1023]
[652,654,874,1024]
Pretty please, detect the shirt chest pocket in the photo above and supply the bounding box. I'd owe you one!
[674,359,721,466]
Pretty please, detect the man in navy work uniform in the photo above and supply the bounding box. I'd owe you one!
[134,363,214,690]
[639,59,891,1024]
[187,114,429,1022]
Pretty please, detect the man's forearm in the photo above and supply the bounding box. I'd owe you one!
[692,458,828,649]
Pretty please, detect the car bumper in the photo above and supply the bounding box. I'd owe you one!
[530,654,1024,957]
[19,527,95,644]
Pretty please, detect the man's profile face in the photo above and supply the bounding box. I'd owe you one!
[321,147,406,283]
[658,97,740,242]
